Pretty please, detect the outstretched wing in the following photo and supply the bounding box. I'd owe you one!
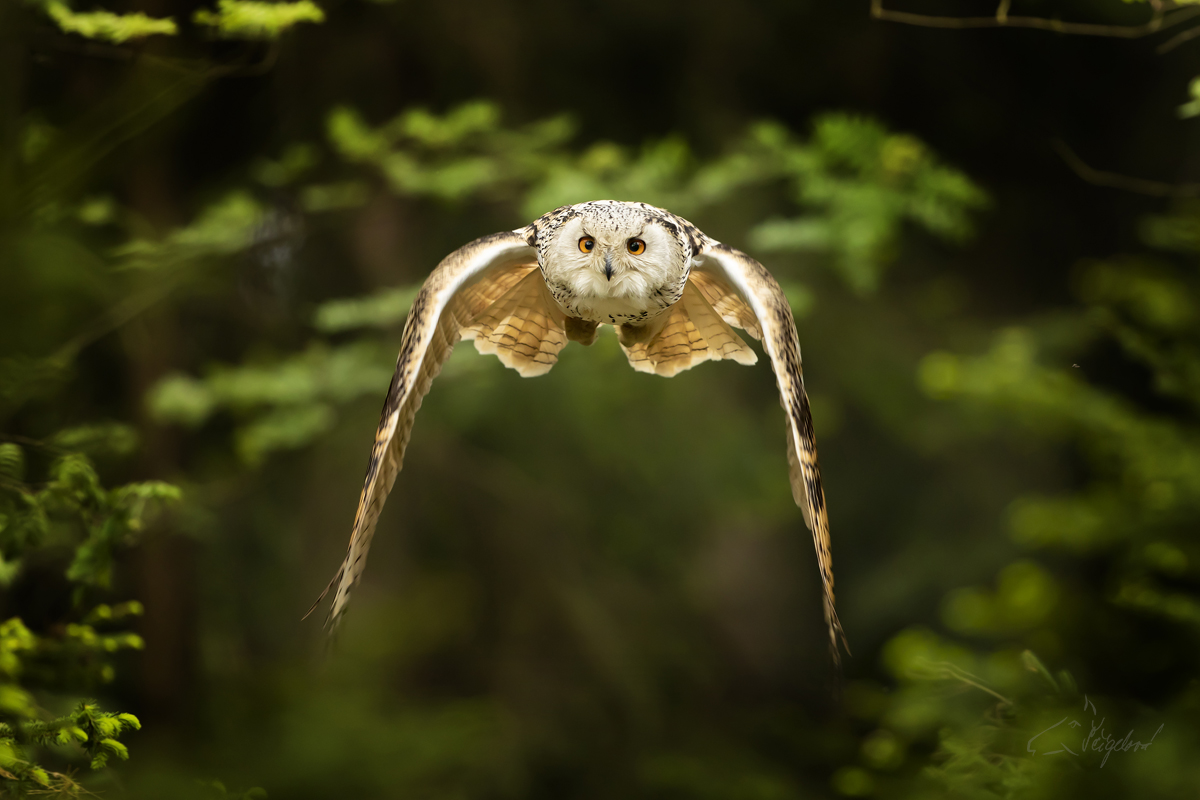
[311,229,564,631]
[692,241,848,664]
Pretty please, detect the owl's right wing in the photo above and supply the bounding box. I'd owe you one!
[310,229,569,632]
[690,240,849,665]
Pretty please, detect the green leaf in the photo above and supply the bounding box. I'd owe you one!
[93,717,119,737]
[0,444,25,481]
[148,374,217,427]
[236,403,335,464]
[1179,77,1200,119]
[193,0,325,39]
[39,0,177,43]
[98,738,128,760]
[313,285,420,332]
[50,423,138,458]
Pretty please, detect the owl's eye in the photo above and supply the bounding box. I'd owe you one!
[627,238,646,255]
[578,236,595,253]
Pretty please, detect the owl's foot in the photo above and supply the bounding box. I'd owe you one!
[565,316,599,345]
[616,322,654,347]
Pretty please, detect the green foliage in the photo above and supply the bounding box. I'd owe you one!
[327,103,985,292]
[749,116,987,292]
[0,427,176,797]
[0,444,180,587]
[830,200,1200,799]
[116,191,267,269]
[27,0,177,43]
[0,696,143,790]
[1177,77,1200,118]
[193,0,326,39]
[150,341,393,462]
[313,286,420,333]
[27,0,324,44]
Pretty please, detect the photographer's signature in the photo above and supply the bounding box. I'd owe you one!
[1027,695,1164,768]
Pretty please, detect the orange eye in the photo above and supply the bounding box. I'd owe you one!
[627,238,645,255]
[578,236,595,253]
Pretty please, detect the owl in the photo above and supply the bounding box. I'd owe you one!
[310,200,848,662]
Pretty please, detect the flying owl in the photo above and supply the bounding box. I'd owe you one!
[311,200,848,662]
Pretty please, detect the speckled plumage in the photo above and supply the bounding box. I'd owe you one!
[310,200,848,664]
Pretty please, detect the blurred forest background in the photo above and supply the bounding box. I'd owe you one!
[4,0,1200,797]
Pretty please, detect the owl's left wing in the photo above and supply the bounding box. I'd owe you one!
[690,240,849,664]
[310,229,565,632]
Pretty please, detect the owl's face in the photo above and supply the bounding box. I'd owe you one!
[539,202,688,305]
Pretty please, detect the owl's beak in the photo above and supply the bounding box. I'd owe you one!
[603,253,614,281]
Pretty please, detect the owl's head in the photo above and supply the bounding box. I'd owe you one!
[537,201,689,301]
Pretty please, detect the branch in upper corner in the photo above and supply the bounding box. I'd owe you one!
[1158,19,1200,53]
[870,0,1200,40]
[1053,140,1200,198]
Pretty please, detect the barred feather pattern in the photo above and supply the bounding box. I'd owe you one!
[620,282,757,376]
[309,231,538,631]
[688,269,762,340]
[462,267,569,377]
[692,241,849,665]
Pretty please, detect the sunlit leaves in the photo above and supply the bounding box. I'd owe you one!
[748,115,987,293]
[193,0,325,39]
[150,341,395,462]
[116,192,265,269]
[324,103,986,291]
[328,103,575,202]
[0,421,177,796]
[313,285,421,332]
[0,447,180,588]
[235,403,336,465]
[1179,77,1200,118]
[0,647,146,787]
[49,422,138,459]
[30,0,177,44]
[882,180,1200,794]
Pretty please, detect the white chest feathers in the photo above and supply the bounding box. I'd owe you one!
[545,269,687,325]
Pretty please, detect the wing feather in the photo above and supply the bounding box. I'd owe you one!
[619,282,757,376]
[692,242,848,664]
[688,268,762,339]
[312,230,540,631]
[462,267,569,377]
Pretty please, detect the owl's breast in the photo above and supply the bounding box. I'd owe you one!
[543,269,687,326]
